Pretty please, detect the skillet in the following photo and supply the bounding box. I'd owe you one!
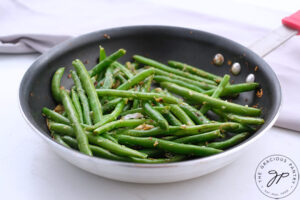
[19,25,281,183]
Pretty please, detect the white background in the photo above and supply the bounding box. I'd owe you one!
[0,0,300,199]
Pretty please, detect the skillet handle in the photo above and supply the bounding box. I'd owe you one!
[248,10,300,58]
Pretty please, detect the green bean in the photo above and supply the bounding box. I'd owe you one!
[162,111,182,126]
[42,107,70,125]
[85,100,125,131]
[113,62,134,79]
[116,122,239,137]
[200,74,230,114]
[143,102,169,130]
[116,135,222,156]
[122,103,131,112]
[116,73,127,84]
[154,75,205,93]
[102,98,122,113]
[161,82,261,116]
[94,119,150,135]
[51,67,65,102]
[213,109,264,125]
[87,133,147,158]
[73,59,103,123]
[120,106,170,116]
[179,103,210,124]
[53,133,71,148]
[170,104,195,125]
[204,82,259,97]
[152,89,182,126]
[102,133,118,143]
[138,149,164,157]
[102,65,115,89]
[71,70,92,125]
[61,136,128,161]
[96,89,181,104]
[133,55,216,85]
[132,86,140,109]
[71,88,83,123]
[117,68,155,90]
[207,132,249,149]
[161,136,179,140]
[49,122,147,158]
[49,122,75,137]
[173,130,221,144]
[168,60,222,83]
[141,75,169,130]
[154,68,216,90]
[130,155,185,163]
[89,49,126,77]
[99,45,106,62]
[60,90,92,156]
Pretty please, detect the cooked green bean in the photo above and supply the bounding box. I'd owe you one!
[204,82,259,96]
[85,100,126,131]
[113,62,134,78]
[61,136,128,161]
[154,68,216,90]
[87,133,147,158]
[168,60,222,83]
[117,68,155,90]
[73,59,103,123]
[130,155,185,163]
[161,82,261,116]
[116,135,222,156]
[133,55,216,85]
[143,102,169,130]
[94,119,150,135]
[49,122,146,158]
[97,89,181,104]
[102,133,118,143]
[141,75,169,130]
[49,121,75,137]
[60,89,92,156]
[200,74,230,114]
[138,149,164,157]
[71,70,92,125]
[71,88,83,123]
[99,45,106,62]
[154,75,205,93]
[51,67,65,102]
[42,107,70,125]
[102,65,115,89]
[89,49,126,77]
[116,122,239,137]
[132,86,140,109]
[170,104,195,126]
[116,73,127,84]
[120,106,170,116]
[53,133,71,148]
[179,103,210,124]
[213,109,264,125]
[102,98,123,113]
[173,130,221,144]
[207,132,249,149]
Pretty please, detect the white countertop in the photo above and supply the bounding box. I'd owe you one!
[0,53,299,200]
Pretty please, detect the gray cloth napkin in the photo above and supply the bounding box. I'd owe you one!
[1,0,300,131]
[0,34,71,53]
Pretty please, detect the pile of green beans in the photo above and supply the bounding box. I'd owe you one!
[42,47,264,163]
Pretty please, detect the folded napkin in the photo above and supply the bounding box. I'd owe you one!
[1,0,299,131]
